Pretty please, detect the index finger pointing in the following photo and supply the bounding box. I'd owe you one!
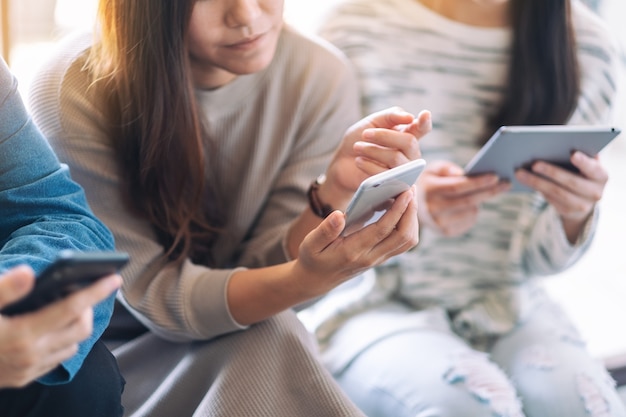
[365,107,416,129]
[400,110,432,138]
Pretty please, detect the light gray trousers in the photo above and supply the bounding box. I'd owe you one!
[114,309,365,417]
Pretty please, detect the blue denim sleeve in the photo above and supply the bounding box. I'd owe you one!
[0,58,116,384]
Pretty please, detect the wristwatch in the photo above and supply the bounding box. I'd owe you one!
[307,174,334,218]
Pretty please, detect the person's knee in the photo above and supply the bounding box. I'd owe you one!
[0,340,125,417]
[246,310,318,353]
[338,347,524,417]
[441,350,524,417]
[503,344,625,417]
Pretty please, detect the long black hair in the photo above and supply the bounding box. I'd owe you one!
[484,0,580,143]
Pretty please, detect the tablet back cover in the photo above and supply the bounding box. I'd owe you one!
[465,126,621,192]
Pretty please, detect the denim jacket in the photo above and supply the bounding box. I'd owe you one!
[0,58,116,385]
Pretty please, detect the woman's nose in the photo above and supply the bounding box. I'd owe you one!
[225,0,262,29]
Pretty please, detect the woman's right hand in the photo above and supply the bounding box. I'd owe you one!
[293,185,419,298]
[0,266,121,388]
[228,186,418,325]
[417,160,510,236]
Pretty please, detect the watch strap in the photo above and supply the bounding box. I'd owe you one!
[307,176,334,218]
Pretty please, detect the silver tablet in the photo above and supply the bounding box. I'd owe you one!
[464,125,621,192]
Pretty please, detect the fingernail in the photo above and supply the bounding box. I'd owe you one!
[421,110,432,126]
[402,189,413,204]
[329,211,341,228]
[482,175,499,185]
[572,151,583,162]
[107,275,123,290]
[9,266,33,291]
[11,275,30,291]
[533,162,546,173]
[363,129,374,139]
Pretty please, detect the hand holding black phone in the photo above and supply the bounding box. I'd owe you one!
[0,250,129,316]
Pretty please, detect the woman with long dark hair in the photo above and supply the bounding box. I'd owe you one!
[303,0,625,415]
[27,0,431,416]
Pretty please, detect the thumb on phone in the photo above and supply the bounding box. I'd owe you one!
[306,211,345,252]
[0,266,35,309]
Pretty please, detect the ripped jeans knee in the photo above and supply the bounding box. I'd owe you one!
[489,302,626,417]
[444,351,524,417]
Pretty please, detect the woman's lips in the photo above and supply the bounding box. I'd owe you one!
[227,33,265,50]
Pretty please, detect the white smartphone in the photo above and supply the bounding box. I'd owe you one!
[342,159,426,237]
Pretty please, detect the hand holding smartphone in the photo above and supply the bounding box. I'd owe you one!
[0,250,129,316]
[343,159,426,236]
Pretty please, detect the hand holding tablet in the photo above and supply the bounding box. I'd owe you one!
[464,125,621,192]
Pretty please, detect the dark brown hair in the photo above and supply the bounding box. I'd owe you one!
[484,0,580,143]
[88,0,222,264]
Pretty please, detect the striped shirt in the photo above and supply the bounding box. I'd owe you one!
[302,0,622,352]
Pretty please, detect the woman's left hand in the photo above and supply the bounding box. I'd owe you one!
[515,151,608,243]
[320,107,432,210]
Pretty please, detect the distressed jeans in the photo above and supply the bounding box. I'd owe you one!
[331,301,626,417]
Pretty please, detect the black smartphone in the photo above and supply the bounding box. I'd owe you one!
[0,250,129,316]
